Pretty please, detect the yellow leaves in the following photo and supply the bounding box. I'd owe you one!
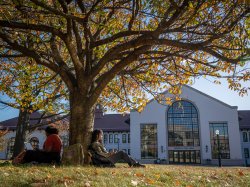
[165,97,172,105]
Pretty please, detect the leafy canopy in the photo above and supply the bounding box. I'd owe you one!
[0,0,249,112]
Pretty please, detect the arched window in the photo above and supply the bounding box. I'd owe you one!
[167,100,199,147]
[167,100,200,164]
[6,137,15,159]
[30,137,39,150]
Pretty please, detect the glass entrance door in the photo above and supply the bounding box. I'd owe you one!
[169,150,200,164]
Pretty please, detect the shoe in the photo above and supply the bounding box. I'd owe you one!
[131,162,145,168]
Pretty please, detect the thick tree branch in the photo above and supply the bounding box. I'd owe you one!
[0,20,65,39]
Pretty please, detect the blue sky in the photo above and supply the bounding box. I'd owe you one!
[0,77,249,122]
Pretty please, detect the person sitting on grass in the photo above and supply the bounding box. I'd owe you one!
[13,125,62,164]
[89,129,145,167]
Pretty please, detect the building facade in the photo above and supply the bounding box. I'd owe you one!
[130,85,244,165]
[0,86,249,166]
[239,111,250,166]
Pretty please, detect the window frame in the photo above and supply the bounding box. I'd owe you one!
[140,123,158,159]
[122,134,127,143]
[109,134,113,143]
[244,148,249,158]
[114,134,119,143]
[243,131,248,142]
[209,122,230,159]
[167,100,200,147]
[6,137,15,159]
[103,133,108,144]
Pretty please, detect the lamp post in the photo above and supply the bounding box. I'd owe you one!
[215,130,222,167]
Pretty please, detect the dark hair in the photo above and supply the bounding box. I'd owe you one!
[45,126,59,135]
[91,129,102,143]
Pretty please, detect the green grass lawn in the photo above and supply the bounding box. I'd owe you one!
[0,162,250,187]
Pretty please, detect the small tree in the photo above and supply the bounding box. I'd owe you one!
[0,59,68,157]
[0,0,249,154]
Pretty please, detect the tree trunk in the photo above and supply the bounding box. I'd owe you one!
[69,91,95,154]
[12,109,30,157]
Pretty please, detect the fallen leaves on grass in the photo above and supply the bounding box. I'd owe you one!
[84,181,91,187]
[175,180,181,186]
[154,174,161,180]
[30,182,49,187]
[145,178,155,185]
[30,179,48,187]
[3,172,9,176]
[135,172,144,177]
[131,180,139,186]
[238,170,244,176]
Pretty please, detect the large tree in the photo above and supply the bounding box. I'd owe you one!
[0,0,249,154]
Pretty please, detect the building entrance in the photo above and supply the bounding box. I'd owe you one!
[169,150,200,164]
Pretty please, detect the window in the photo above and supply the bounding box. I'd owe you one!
[122,134,127,143]
[244,148,249,158]
[128,149,130,155]
[128,134,130,143]
[60,135,69,148]
[167,101,200,147]
[6,137,15,159]
[209,122,230,159]
[243,132,248,142]
[103,133,108,144]
[169,150,201,164]
[30,137,39,149]
[141,124,158,159]
[109,134,113,143]
[114,134,119,143]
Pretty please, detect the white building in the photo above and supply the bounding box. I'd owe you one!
[239,111,250,166]
[130,85,244,165]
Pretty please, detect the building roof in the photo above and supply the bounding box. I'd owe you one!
[238,110,250,130]
[0,112,42,130]
[94,114,130,132]
[0,111,130,132]
[0,112,69,130]
[131,84,238,112]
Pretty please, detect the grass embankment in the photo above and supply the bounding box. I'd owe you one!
[0,162,250,187]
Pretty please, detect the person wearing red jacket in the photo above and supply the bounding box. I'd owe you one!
[13,126,62,164]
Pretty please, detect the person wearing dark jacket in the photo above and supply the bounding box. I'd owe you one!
[90,129,145,167]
